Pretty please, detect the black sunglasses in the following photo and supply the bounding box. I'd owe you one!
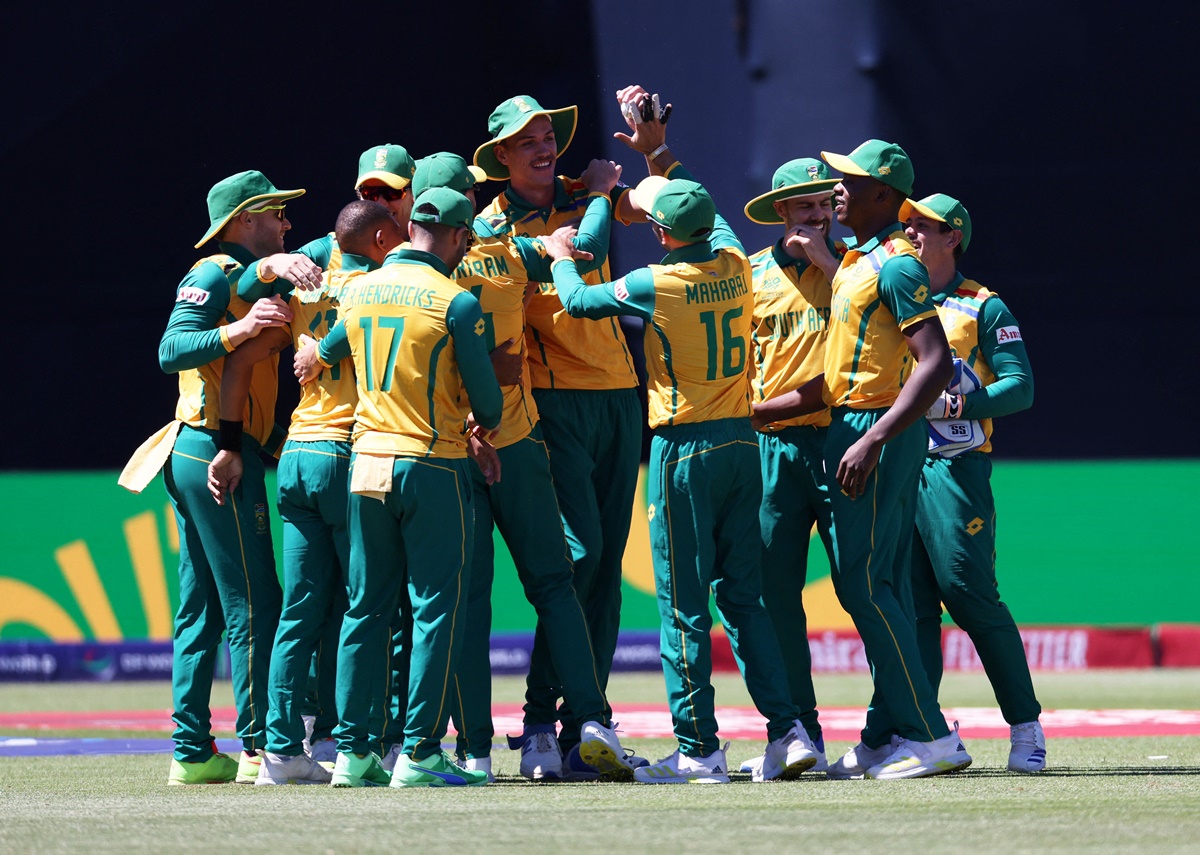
[359,185,408,203]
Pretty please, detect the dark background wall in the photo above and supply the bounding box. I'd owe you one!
[3,1,1192,468]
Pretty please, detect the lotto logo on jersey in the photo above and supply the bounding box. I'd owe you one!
[474,318,486,337]
[913,284,929,302]
[176,286,210,305]
[996,325,1023,344]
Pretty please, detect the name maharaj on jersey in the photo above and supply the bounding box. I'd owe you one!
[685,273,748,305]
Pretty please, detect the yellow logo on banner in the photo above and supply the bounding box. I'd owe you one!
[0,505,177,641]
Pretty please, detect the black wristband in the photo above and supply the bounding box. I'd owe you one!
[218,419,243,452]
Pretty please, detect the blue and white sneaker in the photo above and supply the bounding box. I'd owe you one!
[506,729,563,781]
[1008,721,1046,773]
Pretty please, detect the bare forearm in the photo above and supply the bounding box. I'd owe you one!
[864,358,953,446]
[753,375,826,424]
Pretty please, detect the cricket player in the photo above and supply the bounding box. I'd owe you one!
[209,200,408,785]
[120,170,302,784]
[542,127,820,783]
[473,95,644,772]
[410,153,638,782]
[736,158,845,777]
[902,193,1045,772]
[233,144,418,761]
[752,140,973,780]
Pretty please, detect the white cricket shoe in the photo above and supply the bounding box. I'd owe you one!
[826,737,899,780]
[1008,721,1047,773]
[578,720,636,782]
[380,743,404,774]
[866,723,972,780]
[255,751,333,785]
[308,737,338,769]
[634,744,730,784]
[456,755,496,783]
[506,729,563,781]
[755,721,819,782]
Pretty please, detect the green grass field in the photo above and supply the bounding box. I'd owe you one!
[3,671,1199,854]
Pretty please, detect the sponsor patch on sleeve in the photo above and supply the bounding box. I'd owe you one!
[176,286,210,305]
[614,277,629,301]
[996,325,1023,345]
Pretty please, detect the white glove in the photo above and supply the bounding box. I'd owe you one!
[926,392,964,421]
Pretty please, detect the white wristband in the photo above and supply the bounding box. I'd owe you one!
[648,144,669,161]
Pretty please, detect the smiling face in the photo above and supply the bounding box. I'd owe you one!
[905,213,958,262]
[243,204,291,256]
[494,115,557,191]
[774,193,834,236]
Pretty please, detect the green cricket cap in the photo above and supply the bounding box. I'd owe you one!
[195,170,304,249]
[900,193,972,253]
[412,152,488,198]
[355,144,417,190]
[743,158,839,225]
[633,175,715,243]
[821,139,914,196]
[410,187,475,230]
[473,95,578,181]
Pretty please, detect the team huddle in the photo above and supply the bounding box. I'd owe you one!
[120,83,1044,788]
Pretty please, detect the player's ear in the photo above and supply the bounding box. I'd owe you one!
[494,143,509,167]
[773,200,787,219]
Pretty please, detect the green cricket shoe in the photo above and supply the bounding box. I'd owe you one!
[235,749,263,783]
[167,751,238,785]
[331,752,391,788]
[390,750,490,788]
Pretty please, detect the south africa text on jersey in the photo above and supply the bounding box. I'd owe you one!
[759,307,830,340]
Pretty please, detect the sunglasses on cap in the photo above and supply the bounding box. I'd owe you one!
[250,204,286,220]
[359,185,408,203]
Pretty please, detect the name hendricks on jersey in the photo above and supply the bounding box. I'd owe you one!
[352,282,436,310]
[685,273,748,305]
[759,307,830,340]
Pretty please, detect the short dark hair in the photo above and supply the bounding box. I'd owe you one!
[335,200,396,255]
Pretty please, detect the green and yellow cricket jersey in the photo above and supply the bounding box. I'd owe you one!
[316,248,502,458]
[451,235,543,449]
[823,226,935,409]
[477,177,636,391]
[549,210,754,428]
[453,194,614,448]
[748,239,844,429]
[158,244,279,445]
[238,233,342,303]
[933,273,1034,454]
[284,253,379,443]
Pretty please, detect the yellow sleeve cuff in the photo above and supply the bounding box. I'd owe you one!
[219,326,235,352]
